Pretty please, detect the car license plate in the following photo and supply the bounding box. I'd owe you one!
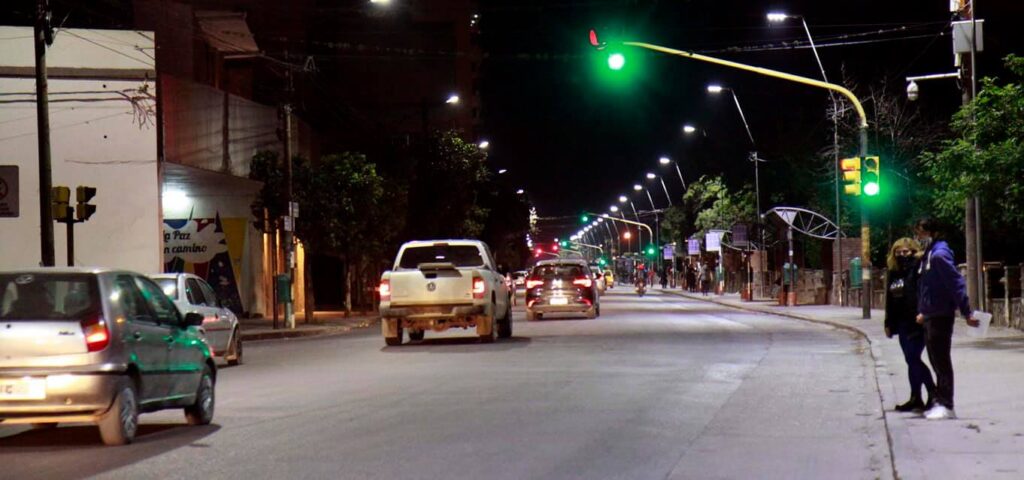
[550,297,569,305]
[0,378,46,400]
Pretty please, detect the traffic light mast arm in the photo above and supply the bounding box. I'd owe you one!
[590,213,653,239]
[622,41,868,128]
[572,242,604,253]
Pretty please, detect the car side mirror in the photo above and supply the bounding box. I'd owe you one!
[183,312,204,327]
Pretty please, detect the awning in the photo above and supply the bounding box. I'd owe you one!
[195,11,260,58]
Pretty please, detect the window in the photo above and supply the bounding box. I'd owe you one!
[186,278,207,306]
[197,279,220,308]
[398,245,485,269]
[115,275,154,324]
[134,276,181,325]
[154,277,178,300]
[0,273,99,321]
[532,264,586,278]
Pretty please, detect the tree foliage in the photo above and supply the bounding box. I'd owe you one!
[661,176,755,246]
[404,131,491,239]
[919,55,1024,232]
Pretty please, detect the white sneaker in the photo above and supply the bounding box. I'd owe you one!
[924,405,957,420]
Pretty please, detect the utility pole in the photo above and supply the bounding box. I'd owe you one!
[34,0,55,266]
[283,49,296,329]
[958,0,982,310]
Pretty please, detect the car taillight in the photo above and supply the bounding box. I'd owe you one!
[573,277,593,288]
[526,278,544,289]
[472,277,486,299]
[379,280,391,301]
[80,313,110,353]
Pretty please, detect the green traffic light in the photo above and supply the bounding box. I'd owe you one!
[607,53,625,70]
[581,215,589,223]
[863,182,879,196]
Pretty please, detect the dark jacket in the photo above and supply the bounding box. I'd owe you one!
[917,240,971,320]
[884,266,924,336]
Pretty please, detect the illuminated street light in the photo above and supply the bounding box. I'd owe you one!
[645,172,656,180]
[618,195,628,203]
[478,140,490,149]
[445,94,460,104]
[706,84,724,94]
[610,205,619,212]
[497,168,507,174]
[515,189,524,194]
[682,124,696,134]
[659,156,670,165]
[633,184,642,191]
[766,12,789,22]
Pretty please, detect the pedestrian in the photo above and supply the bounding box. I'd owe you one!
[914,218,977,420]
[701,263,712,296]
[884,237,935,412]
[686,264,696,292]
[659,268,668,289]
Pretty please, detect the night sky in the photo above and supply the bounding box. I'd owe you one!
[477,0,1024,241]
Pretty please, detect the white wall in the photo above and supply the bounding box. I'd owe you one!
[0,27,159,272]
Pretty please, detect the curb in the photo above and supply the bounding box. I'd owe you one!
[240,318,380,342]
[661,289,900,480]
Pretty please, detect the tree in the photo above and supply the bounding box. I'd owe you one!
[919,55,1024,249]
[661,176,755,245]
[404,131,491,239]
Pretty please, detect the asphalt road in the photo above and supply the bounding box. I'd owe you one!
[0,288,890,480]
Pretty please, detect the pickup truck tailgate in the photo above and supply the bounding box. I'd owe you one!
[390,268,475,304]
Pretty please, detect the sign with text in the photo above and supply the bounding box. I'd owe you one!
[732,224,749,248]
[0,166,18,217]
[662,244,674,260]
[705,230,724,253]
[687,239,701,256]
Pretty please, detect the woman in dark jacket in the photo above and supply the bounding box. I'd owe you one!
[885,237,935,411]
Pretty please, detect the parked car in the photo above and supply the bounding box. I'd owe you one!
[151,273,242,366]
[525,259,600,320]
[0,268,215,445]
[379,240,513,345]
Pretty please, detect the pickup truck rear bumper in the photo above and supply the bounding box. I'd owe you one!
[381,304,485,319]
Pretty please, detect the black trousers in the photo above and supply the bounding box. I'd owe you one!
[924,316,955,408]
[898,330,935,400]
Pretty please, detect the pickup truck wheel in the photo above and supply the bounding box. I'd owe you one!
[497,305,513,339]
[409,329,425,341]
[384,319,403,346]
[478,315,496,343]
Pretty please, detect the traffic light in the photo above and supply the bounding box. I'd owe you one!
[552,243,559,253]
[580,214,589,223]
[862,156,880,197]
[607,52,625,71]
[645,245,656,257]
[534,247,543,258]
[51,186,70,221]
[560,240,569,248]
[597,258,607,266]
[76,186,97,221]
[840,157,861,196]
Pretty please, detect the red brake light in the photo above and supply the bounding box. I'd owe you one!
[573,277,593,288]
[81,313,110,353]
[526,278,544,289]
[379,280,391,301]
[472,277,486,299]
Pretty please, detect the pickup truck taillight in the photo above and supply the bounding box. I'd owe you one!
[472,277,486,299]
[526,278,544,289]
[379,279,391,301]
[80,313,110,352]
[572,277,593,288]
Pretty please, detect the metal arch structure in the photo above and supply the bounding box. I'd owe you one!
[765,207,843,240]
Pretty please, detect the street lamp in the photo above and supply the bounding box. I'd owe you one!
[618,195,628,203]
[706,84,763,228]
[478,140,490,149]
[610,205,619,212]
[659,156,686,190]
[633,184,642,192]
[647,171,672,206]
[497,168,507,174]
[682,124,696,134]
[515,189,524,195]
[445,93,460,104]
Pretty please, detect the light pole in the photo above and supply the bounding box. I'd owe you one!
[636,183,660,260]
[660,156,686,190]
[707,84,765,235]
[647,172,673,206]
[767,11,843,302]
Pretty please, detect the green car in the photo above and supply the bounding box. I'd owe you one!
[0,268,216,445]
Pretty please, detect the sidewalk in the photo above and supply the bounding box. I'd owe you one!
[663,288,1024,480]
[238,310,379,341]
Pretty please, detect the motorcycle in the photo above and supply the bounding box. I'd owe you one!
[635,280,646,297]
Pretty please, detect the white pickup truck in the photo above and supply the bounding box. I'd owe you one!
[378,240,513,346]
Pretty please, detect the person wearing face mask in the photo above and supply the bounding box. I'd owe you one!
[884,237,935,412]
[913,218,978,420]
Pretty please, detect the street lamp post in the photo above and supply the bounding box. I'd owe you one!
[647,172,673,206]
[660,156,686,190]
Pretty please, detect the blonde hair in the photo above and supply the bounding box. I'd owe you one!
[887,237,922,271]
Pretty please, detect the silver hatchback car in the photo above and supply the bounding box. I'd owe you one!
[0,268,216,445]
[150,273,242,366]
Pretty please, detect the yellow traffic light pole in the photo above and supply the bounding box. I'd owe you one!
[619,40,873,318]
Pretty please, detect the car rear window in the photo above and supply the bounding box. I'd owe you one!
[0,273,101,321]
[398,245,485,269]
[154,278,178,300]
[532,264,587,278]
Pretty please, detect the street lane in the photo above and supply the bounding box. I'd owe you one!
[0,289,889,479]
